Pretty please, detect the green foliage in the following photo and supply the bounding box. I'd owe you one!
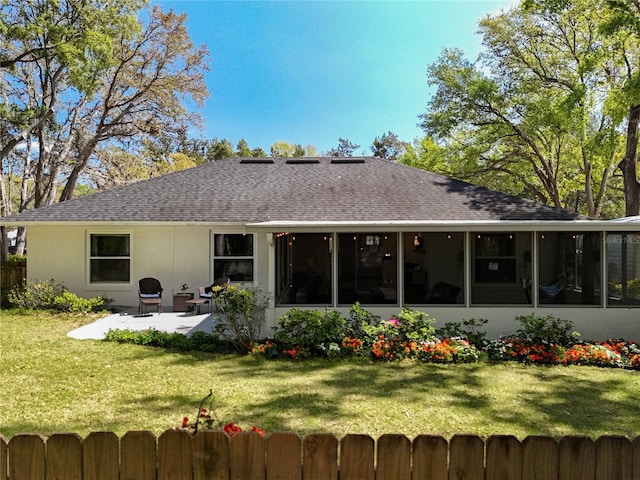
[8,279,64,310]
[435,318,489,349]
[274,308,347,351]
[214,285,270,352]
[346,302,381,339]
[394,308,437,342]
[8,279,109,313]
[103,328,235,353]
[514,314,579,346]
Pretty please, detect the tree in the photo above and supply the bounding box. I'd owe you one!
[370,131,408,161]
[270,141,317,157]
[235,139,253,157]
[419,0,634,218]
[1,2,209,225]
[327,138,360,157]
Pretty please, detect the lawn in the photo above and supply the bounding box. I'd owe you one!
[1,311,639,440]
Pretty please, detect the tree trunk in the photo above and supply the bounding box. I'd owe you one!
[620,104,640,217]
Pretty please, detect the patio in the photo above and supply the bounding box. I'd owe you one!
[67,310,217,340]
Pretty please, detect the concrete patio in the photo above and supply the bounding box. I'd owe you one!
[67,310,218,340]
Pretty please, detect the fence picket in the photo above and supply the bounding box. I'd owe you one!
[448,434,484,480]
[194,430,230,480]
[121,431,156,480]
[0,434,7,480]
[633,437,640,478]
[522,436,558,480]
[486,435,522,480]
[595,436,633,480]
[83,432,119,480]
[8,434,45,480]
[230,431,266,480]
[339,434,374,480]
[158,429,192,480]
[377,434,411,480]
[302,433,338,480]
[266,432,302,480]
[46,433,82,480]
[558,436,595,480]
[412,435,448,480]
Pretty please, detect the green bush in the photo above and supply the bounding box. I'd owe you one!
[53,291,108,313]
[435,318,489,350]
[346,302,381,339]
[274,308,347,352]
[103,329,234,353]
[515,314,578,346]
[395,308,437,343]
[214,285,270,352]
[8,279,109,313]
[8,279,64,310]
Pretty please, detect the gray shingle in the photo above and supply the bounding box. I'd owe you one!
[3,157,579,223]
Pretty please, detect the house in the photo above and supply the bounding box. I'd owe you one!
[2,156,640,341]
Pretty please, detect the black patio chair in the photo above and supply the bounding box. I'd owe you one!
[138,277,163,314]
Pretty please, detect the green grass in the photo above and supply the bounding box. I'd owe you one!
[1,311,639,440]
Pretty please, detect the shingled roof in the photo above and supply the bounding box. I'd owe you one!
[2,156,580,224]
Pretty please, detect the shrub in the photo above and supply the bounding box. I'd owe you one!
[417,338,481,364]
[53,291,108,313]
[395,308,437,343]
[8,279,109,313]
[514,314,578,346]
[274,308,347,354]
[214,285,270,352]
[346,302,381,339]
[8,279,64,310]
[436,318,489,350]
[104,329,232,353]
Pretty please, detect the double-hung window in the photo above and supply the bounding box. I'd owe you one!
[213,233,254,282]
[89,234,130,283]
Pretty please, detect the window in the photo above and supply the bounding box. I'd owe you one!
[538,232,601,305]
[606,233,640,306]
[337,233,397,305]
[275,233,332,305]
[213,233,254,282]
[89,234,130,283]
[471,233,531,305]
[404,232,464,305]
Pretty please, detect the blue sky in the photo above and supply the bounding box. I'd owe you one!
[153,0,515,155]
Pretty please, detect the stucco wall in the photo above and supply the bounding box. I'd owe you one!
[24,225,640,341]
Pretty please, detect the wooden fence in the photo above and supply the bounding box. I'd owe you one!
[0,263,25,292]
[1,431,639,479]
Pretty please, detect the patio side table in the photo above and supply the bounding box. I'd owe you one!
[173,293,194,312]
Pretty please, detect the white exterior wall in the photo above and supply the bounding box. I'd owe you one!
[22,224,640,341]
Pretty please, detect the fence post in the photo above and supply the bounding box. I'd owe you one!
[376,434,411,480]
[8,433,45,480]
[194,430,230,480]
[47,433,82,480]
[339,434,374,480]
[595,436,633,480]
[558,436,595,480]
[303,433,338,480]
[486,435,522,480]
[121,431,156,480]
[522,435,558,480]
[412,435,448,480]
[266,432,302,480]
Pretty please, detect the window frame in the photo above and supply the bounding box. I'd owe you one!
[212,232,255,283]
[86,231,132,286]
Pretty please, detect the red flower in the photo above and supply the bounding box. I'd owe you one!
[181,416,189,428]
[252,425,265,436]
[224,422,242,437]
